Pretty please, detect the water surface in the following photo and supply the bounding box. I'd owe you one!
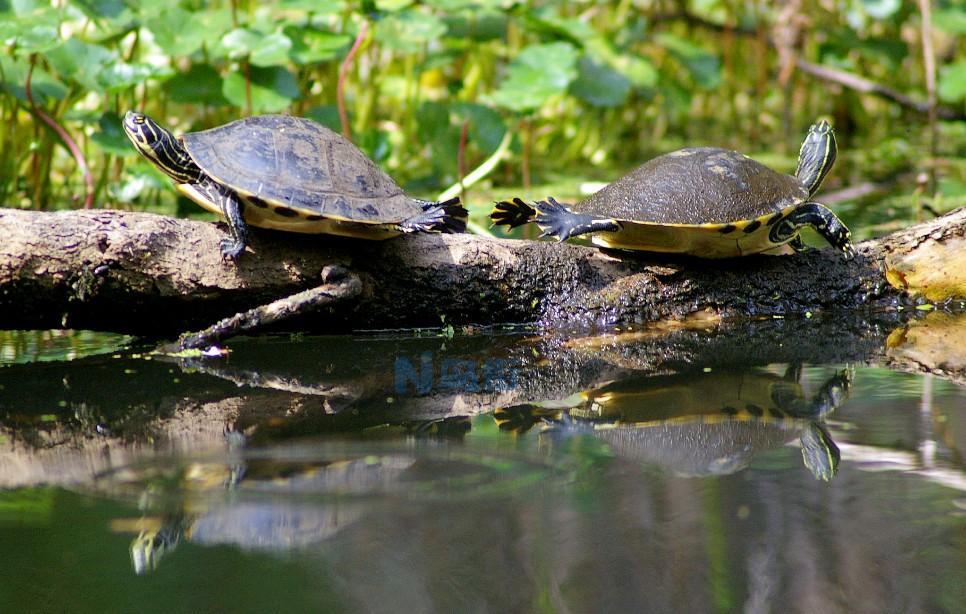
[1,317,964,613]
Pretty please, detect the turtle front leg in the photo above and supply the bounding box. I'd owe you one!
[205,180,248,260]
[771,202,854,259]
[532,197,621,241]
[219,195,249,260]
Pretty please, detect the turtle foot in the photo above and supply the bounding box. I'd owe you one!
[219,238,246,261]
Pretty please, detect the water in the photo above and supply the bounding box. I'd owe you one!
[0,316,964,613]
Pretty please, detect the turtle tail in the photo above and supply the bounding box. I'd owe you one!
[400,197,468,234]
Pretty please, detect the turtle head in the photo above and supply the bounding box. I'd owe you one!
[122,111,201,183]
[795,119,837,198]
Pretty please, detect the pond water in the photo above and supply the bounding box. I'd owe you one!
[0,317,964,613]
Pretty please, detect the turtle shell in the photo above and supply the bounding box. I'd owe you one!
[181,115,419,223]
[577,147,808,224]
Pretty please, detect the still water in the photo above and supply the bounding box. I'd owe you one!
[0,316,964,613]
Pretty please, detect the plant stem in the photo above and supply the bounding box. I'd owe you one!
[26,55,94,209]
[918,0,938,196]
[338,20,369,142]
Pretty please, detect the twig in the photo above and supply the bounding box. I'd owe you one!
[457,119,469,198]
[794,58,962,121]
[338,20,369,142]
[521,118,532,191]
[178,265,362,350]
[25,55,94,209]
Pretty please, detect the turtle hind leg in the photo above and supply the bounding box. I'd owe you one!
[398,197,468,234]
[532,197,621,241]
[787,235,818,255]
[773,202,854,259]
[491,198,538,229]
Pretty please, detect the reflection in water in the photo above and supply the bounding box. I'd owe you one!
[109,431,551,575]
[1,319,965,611]
[121,452,417,574]
[497,366,853,480]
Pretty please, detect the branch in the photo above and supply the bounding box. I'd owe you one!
[794,59,964,121]
[651,11,966,121]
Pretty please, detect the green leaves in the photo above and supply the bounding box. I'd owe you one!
[163,63,229,106]
[655,33,721,90]
[0,55,67,101]
[571,56,631,108]
[91,111,131,156]
[145,7,216,58]
[223,66,299,113]
[221,28,293,67]
[488,42,578,113]
[45,38,167,93]
[285,25,351,65]
[376,9,447,52]
[0,8,62,53]
[939,60,966,103]
[934,8,966,34]
[860,0,902,20]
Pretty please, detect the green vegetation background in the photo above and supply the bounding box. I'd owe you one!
[1,0,964,239]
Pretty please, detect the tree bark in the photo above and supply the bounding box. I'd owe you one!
[0,207,963,336]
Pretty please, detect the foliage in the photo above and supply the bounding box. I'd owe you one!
[0,0,963,236]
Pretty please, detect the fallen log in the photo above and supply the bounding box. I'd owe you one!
[0,207,963,336]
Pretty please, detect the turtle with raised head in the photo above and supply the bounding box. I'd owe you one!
[123,112,467,260]
[492,120,853,259]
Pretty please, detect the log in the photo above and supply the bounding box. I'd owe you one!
[0,207,963,336]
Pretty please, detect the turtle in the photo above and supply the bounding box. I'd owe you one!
[491,120,854,259]
[122,111,468,260]
[495,365,852,480]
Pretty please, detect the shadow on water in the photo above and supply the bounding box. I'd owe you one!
[1,312,965,612]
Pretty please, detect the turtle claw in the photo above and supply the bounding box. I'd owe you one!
[219,238,246,261]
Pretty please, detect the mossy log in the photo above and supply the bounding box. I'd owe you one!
[0,207,963,336]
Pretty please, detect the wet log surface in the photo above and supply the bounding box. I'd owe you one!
[0,207,963,336]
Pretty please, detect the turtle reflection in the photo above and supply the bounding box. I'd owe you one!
[116,416,507,575]
[118,451,416,575]
[495,366,852,481]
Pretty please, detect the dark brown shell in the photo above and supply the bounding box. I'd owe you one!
[182,115,419,222]
[576,148,808,225]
